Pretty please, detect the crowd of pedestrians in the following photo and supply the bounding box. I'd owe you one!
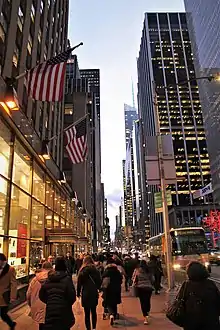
[1,251,220,329]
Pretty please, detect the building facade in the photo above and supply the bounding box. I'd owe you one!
[123,104,138,237]
[184,0,220,204]
[0,0,90,304]
[138,12,213,236]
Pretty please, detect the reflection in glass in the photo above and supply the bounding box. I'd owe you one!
[0,119,11,179]
[10,185,30,232]
[45,177,54,210]
[31,200,44,239]
[33,162,45,203]
[29,241,43,275]
[13,140,32,193]
[45,208,53,229]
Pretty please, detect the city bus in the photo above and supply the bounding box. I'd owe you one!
[148,227,211,272]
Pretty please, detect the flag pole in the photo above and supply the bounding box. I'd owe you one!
[15,42,84,81]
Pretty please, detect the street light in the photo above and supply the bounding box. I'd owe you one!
[41,140,50,160]
[58,171,66,184]
[0,78,19,111]
[82,208,87,217]
[77,201,83,209]
[70,191,77,201]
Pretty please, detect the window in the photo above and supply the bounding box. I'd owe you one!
[0,119,11,179]
[54,188,60,214]
[27,34,33,54]
[31,200,44,239]
[45,178,54,209]
[31,4,35,22]
[0,177,9,244]
[54,214,60,228]
[0,24,5,41]
[45,208,53,229]
[12,140,32,193]
[17,7,24,32]
[33,162,45,203]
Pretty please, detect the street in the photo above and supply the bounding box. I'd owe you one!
[0,290,178,330]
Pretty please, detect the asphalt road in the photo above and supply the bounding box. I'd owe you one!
[210,265,220,286]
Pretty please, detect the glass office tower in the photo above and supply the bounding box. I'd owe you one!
[184,0,220,203]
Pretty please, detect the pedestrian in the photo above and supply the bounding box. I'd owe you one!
[132,260,154,325]
[75,254,83,275]
[77,256,101,330]
[124,256,134,291]
[169,261,220,330]
[102,258,123,326]
[148,254,162,294]
[0,253,17,329]
[47,255,54,266]
[39,257,76,330]
[27,262,53,330]
[95,261,104,277]
[65,252,75,276]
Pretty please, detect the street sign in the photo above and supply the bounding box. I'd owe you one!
[154,190,172,213]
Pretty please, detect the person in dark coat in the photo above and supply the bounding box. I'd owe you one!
[65,252,75,276]
[124,256,135,291]
[39,257,76,330]
[174,261,220,330]
[75,254,83,274]
[148,255,162,294]
[77,256,101,330]
[102,259,123,326]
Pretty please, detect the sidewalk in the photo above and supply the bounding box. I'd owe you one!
[0,291,178,329]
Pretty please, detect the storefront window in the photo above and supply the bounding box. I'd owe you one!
[33,162,45,203]
[29,241,43,275]
[8,237,28,279]
[10,185,31,232]
[61,217,65,228]
[54,214,60,228]
[31,200,44,239]
[0,176,8,239]
[0,119,11,179]
[12,140,32,193]
[60,194,66,218]
[54,188,60,214]
[45,208,53,229]
[45,177,54,210]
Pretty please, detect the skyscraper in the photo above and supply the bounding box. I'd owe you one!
[184,0,220,204]
[123,104,138,232]
[138,12,212,236]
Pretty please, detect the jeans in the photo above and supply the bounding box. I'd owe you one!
[0,306,14,327]
[137,288,152,317]
[39,324,44,330]
[84,305,97,330]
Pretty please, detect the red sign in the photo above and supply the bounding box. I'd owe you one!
[17,224,27,258]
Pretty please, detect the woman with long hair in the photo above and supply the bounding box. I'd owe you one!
[133,260,154,325]
[77,256,101,330]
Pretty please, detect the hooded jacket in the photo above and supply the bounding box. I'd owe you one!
[77,264,101,307]
[39,271,76,329]
[26,270,50,324]
[102,264,123,306]
[178,262,220,330]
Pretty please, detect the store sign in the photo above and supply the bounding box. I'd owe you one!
[193,183,213,199]
[154,190,172,213]
[17,223,27,258]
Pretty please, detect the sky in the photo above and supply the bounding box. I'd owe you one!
[68,0,185,235]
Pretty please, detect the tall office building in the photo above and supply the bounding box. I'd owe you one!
[0,0,86,301]
[138,12,212,236]
[184,0,220,204]
[123,104,138,231]
[64,60,102,250]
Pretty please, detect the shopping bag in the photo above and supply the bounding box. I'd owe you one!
[166,282,187,327]
[75,298,82,316]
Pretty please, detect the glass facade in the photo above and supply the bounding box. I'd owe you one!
[0,117,78,284]
[138,13,212,236]
[184,0,220,203]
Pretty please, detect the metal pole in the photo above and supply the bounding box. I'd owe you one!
[153,82,174,290]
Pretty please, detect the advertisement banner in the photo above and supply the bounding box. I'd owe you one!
[193,183,213,199]
[17,223,27,258]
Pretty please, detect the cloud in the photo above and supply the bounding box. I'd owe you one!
[106,189,122,208]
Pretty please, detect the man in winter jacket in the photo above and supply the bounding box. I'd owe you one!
[0,253,17,329]
[39,257,76,330]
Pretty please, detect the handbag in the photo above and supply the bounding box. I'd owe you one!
[101,277,110,289]
[166,281,187,327]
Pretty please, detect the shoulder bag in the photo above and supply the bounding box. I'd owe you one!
[166,281,187,327]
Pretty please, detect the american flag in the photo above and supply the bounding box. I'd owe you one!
[27,48,73,102]
[65,118,88,164]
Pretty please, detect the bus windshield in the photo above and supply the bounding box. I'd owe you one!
[171,229,208,256]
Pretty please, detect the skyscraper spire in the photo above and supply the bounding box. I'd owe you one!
[131,77,135,108]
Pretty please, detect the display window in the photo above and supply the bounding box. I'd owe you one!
[0,176,8,238]
[60,194,66,218]
[54,188,61,214]
[8,236,28,279]
[0,119,11,179]
[61,217,65,229]
[45,208,53,229]
[45,177,54,210]
[33,162,45,203]
[31,200,44,239]
[54,214,60,228]
[10,185,31,231]
[29,241,43,275]
[12,140,32,193]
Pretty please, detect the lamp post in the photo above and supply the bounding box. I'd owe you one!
[152,74,220,290]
